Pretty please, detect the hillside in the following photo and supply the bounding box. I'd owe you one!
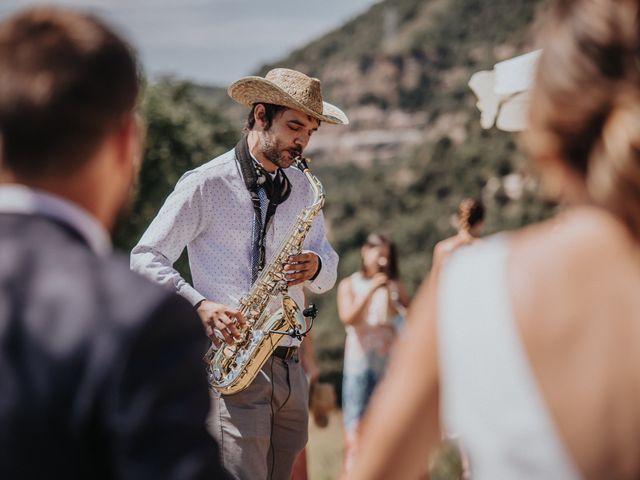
[196,0,543,161]
[248,0,553,385]
[121,0,555,398]
[258,0,543,165]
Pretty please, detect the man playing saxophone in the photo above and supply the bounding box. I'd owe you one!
[131,68,347,480]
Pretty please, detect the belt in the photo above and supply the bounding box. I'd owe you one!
[273,346,299,361]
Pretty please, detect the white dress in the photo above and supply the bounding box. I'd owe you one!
[437,234,581,480]
[342,272,398,434]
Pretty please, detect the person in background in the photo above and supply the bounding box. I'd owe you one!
[0,7,227,479]
[336,233,409,476]
[131,67,347,480]
[428,198,485,282]
[351,0,640,478]
[420,198,485,479]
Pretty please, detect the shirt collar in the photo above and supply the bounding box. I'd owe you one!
[0,184,112,256]
[250,152,278,179]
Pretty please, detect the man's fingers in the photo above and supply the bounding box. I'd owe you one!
[285,257,319,286]
[288,255,316,271]
[197,302,247,346]
[205,325,216,340]
[223,317,242,339]
[229,309,246,325]
[287,271,308,286]
[287,253,310,264]
[214,314,242,340]
[285,257,315,274]
[285,252,318,284]
[285,264,313,276]
[286,253,316,268]
[212,319,235,344]
[207,327,222,348]
[218,328,234,345]
[286,269,306,278]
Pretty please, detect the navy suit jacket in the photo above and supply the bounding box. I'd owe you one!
[0,213,229,479]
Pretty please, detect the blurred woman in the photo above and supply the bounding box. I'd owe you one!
[337,233,409,475]
[429,198,485,282]
[351,0,640,479]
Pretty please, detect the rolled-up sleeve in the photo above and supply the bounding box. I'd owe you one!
[130,171,207,306]
[303,208,339,294]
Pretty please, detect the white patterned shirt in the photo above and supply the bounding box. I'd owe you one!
[130,148,339,347]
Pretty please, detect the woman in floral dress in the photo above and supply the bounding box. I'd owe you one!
[337,233,409,475]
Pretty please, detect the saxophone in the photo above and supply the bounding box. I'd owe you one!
[204,156,325,395]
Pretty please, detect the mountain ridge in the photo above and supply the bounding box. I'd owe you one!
[156,0,555,389]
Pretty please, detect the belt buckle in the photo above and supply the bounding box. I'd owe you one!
[284,347,294,361]
[276,346,297,362]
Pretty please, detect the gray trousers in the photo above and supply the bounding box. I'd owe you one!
[208,355,309,480]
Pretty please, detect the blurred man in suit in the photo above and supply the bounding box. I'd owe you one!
[0,7,228,479]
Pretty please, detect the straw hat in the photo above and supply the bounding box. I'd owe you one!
[228,68,349,125]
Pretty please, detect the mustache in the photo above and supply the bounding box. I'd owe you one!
[287,147,302,158]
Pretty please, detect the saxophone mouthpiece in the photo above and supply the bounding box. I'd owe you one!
[295,156,310,171]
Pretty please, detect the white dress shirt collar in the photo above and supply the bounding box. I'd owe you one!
[250,151,278,179]
[0,184,112,256]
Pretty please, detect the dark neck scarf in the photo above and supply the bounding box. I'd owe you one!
[234,135,291,205]
[235,135,292,273]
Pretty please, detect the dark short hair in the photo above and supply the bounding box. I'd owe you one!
[244,103,287,132]
[0,7,140,178]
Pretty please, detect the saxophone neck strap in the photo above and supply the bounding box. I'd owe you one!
[234,135,292,205]
[235,135,292,272]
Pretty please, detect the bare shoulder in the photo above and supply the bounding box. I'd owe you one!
[510,207,638,275]
[338,275,353,292]
[508,206,640,336]
[433,235,466,265]
[434,236,460,254]
[507,211,640,476]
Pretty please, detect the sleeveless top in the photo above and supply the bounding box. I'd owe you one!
[343,272,398,373]
[342,272,399,441]
[438,234,581,480]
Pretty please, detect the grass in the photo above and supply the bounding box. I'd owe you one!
[305,410,465,480]
[307,411,345,480]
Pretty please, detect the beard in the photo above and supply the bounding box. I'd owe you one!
[260,133,301,169]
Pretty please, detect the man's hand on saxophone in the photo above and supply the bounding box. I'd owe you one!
[284,250,321,286]
[196,300,246,346]
[131,67,345,478]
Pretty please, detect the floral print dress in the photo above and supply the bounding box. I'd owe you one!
[342,272,402,473]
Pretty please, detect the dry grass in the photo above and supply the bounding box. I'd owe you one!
[307,410,344,480]
[305,410,464,480]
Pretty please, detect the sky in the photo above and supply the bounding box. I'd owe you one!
[0,0,380,86]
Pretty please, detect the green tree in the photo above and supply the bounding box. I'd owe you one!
[114,78,238,275]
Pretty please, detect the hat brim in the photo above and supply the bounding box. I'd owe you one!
[228,76,349,125]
